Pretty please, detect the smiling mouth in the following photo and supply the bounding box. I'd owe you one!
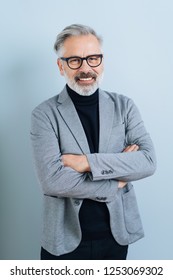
[75,72,97,83]
[77,77,95,85]
[78,77,93,81]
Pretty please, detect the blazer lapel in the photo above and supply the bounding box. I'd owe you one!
[56,87,90,154]
[98,89,115,153]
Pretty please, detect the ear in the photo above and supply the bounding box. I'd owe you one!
[57,58,65,76]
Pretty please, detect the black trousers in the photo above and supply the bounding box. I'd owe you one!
[41,235,128,260]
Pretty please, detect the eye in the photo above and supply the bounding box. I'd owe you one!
[69,58,81,65]
[88,56,99,62]
[87,55,101,66]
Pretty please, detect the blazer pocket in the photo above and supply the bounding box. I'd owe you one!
[122,187,143,233]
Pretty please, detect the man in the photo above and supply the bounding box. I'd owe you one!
[31,24,156,260]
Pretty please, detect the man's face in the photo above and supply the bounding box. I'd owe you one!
[57,34,104,96]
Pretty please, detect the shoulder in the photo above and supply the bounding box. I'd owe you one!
[31,86,69,116]
[99,88,134,108]
[99,89,141,123]
[30,92,63,129]
[32,94,58,114]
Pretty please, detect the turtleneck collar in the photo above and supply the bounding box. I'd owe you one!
[66,84,99,106]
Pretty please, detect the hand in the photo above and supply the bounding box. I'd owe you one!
[123,144,139,153]
[62,154,90,173]
[118,144,139,188]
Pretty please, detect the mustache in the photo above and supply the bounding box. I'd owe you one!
[74,72,97,81]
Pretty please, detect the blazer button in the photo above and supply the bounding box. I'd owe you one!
[96,197,107,201]
[74,200,80,206]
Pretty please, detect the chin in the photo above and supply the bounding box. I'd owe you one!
[77,87,96,96]
[71,82,99,96]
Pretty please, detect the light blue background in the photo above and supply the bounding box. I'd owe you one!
[0,0,172,259]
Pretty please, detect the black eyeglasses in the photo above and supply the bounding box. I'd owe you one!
[60,54,103,69]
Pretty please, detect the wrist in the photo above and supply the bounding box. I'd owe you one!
[83,155,91,172]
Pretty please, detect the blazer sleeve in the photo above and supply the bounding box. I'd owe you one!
[86,98,157,181]
[30,107,118,202]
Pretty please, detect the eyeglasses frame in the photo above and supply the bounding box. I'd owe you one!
[60,54,103,69]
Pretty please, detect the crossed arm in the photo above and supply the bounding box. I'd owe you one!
[62,144,139,188]
[31,96,156,200]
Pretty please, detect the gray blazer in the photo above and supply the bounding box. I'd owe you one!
[31,87,156,256]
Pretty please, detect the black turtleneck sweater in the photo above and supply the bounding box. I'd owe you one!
[67,85,111,240]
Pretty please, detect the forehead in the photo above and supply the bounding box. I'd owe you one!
[62,34,102,57]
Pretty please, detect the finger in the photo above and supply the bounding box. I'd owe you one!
[130,144,139,151]
[118,181,127,188]
[133,145,139,151]
[123,144,139,152]
[123,144,136,152]
[123,145,131,152]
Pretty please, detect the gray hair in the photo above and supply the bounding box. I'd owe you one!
[54,24,103,57]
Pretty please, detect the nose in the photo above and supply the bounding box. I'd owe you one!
[79,59,92,72]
